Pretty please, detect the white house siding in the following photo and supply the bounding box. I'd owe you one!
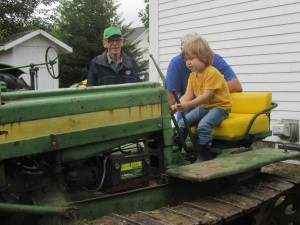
[149,0,300,144]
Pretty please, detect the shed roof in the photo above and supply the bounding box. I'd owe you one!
[126,27,147,44]
[0,29,72,54]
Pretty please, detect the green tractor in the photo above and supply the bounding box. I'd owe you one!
[0,61,300,224]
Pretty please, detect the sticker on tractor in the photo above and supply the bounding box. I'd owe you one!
[121,161,142,171]
[121,161,143,180]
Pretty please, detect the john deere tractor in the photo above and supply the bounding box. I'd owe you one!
[0,71,300,224]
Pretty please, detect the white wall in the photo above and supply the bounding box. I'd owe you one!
[149,0,300,144]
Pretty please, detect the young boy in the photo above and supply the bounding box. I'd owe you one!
[171,36,232,163]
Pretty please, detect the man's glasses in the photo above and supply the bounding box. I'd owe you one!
[106,38,123,44]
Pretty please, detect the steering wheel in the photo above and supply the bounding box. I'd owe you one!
[45,46,59,79]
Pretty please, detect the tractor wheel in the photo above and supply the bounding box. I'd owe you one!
[251,190,300,225]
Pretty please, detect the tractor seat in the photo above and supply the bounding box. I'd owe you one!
[211,92,276,142]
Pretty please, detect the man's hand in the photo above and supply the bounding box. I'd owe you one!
[170,104,177,114]
[168,92,176,106]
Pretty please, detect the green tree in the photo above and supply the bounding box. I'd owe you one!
[53,0,148,87]
[0,0,57,40]
[138,0,149,28]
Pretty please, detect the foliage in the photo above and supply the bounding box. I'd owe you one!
[138,0,149,28]
[53,0,148,87]
[0,0,57,40]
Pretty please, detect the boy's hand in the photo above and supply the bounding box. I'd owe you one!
[176,102,188,112]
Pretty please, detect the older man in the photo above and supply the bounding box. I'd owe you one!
[87,26,140,86]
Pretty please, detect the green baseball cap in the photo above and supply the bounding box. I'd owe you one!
[103,26,122,40]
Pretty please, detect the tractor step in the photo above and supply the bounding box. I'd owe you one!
[91,173,300,225]
[166,148,300,182]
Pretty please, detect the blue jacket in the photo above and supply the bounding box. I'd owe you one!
[87,51,140,86]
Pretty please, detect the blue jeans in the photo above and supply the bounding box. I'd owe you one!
[178,107,230,145]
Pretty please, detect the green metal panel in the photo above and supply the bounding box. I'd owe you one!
[166,148,300,181]
[0,82,172,161]
[0,81,7,92]
[0,119,162,160]
[68,178,223,221]
[0,203,77,218]
[0,82,164,124]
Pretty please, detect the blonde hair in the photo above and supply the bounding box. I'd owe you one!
[182,37,214,66]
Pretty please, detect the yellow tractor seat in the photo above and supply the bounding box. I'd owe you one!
[211,92,276,142]
[70,79,87,88]
[212,112,270,140]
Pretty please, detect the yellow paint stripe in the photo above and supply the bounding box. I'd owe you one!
[1,104,161,143]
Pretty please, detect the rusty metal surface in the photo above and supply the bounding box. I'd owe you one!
[171,204,222,225]
[128,212,166,225]
[166,148,300,182]
[207,190,262,212]
[92,173,299,225]
[187,196,243,223]
[135,208,198,224]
